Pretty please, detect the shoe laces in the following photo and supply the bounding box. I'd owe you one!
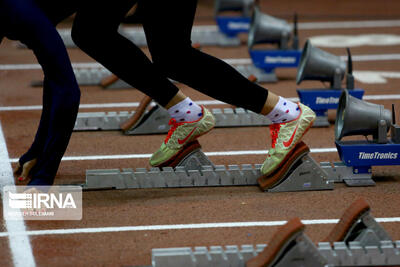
[270,123,281,149]
[164,118,184,144]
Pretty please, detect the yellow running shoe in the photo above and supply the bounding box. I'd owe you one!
[261,103,316,176]
[150,106,215,167]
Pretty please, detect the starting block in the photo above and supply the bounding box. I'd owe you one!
[150,198,400,267]
[324,198,392,246]
[74,97,271,134]
[31,62,257,89]
[257,141,334,192]
[19,22,243,49]
[31,67,114,88]
[83,140,333,193]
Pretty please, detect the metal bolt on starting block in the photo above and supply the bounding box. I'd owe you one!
[320,161,375,187]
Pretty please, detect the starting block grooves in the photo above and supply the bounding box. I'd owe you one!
[20,27,241,49]
[50,64,259,88]
[151,241,400,267]
[84,164,263,190]
[74,108,271,132]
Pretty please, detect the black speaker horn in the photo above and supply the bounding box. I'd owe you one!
[335,90,392,143]
[248,6,293,50]
[296,40,346,89]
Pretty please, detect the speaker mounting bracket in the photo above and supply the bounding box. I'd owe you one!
[297,88,364,127]
[330,140,400,186]
[374,119,389,144]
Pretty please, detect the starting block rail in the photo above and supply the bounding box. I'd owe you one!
[74,107,271,133]
[84,141,334,192]
[85,164,262,190]
[20,27,241,49]
[33,63,262,89]
[149,198,398,267]
[150,241,400,267]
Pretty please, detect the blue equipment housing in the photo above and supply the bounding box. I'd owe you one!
[297,88,364,125]
[249,49,301,74]
[216,16,251,37]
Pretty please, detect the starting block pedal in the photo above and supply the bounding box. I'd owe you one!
[257,141,334,192]
[84,141,333,193]
[247,218,327,267]
[324,198,392,247]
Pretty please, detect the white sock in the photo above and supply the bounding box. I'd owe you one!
[266,96,301,123]
[167,97,203,122]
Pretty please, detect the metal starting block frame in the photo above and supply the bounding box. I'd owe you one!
[297,88,365,127]
[247,49,302,83]
[151,240,400,267]
[40,63,260,89]
[150,206,397,267]
[19,25,242,49]
[84,143,333,192]
[74,106,271,133]
[341,212,392,246]
[121,26,242,47]
[321,140,400,187]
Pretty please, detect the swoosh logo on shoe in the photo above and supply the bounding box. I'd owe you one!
[283,124,299,148]
[178,127,198,145]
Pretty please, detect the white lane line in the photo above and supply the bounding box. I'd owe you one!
[363,94,400,100]
[2,53,400,70]
[8,147,337,163]
[0,122,36,267]
[0,62,102,70]
[340,53,400,62]
[1,94,399,112]
[298,19,400,30]
[0,217,399,237]
[0,100,225,111]
[195,20,400,30]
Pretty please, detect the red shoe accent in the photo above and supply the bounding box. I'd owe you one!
[178,127,198,145]
[164,119,184,144]
[283,124,299,148]
[270,124,281,148]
